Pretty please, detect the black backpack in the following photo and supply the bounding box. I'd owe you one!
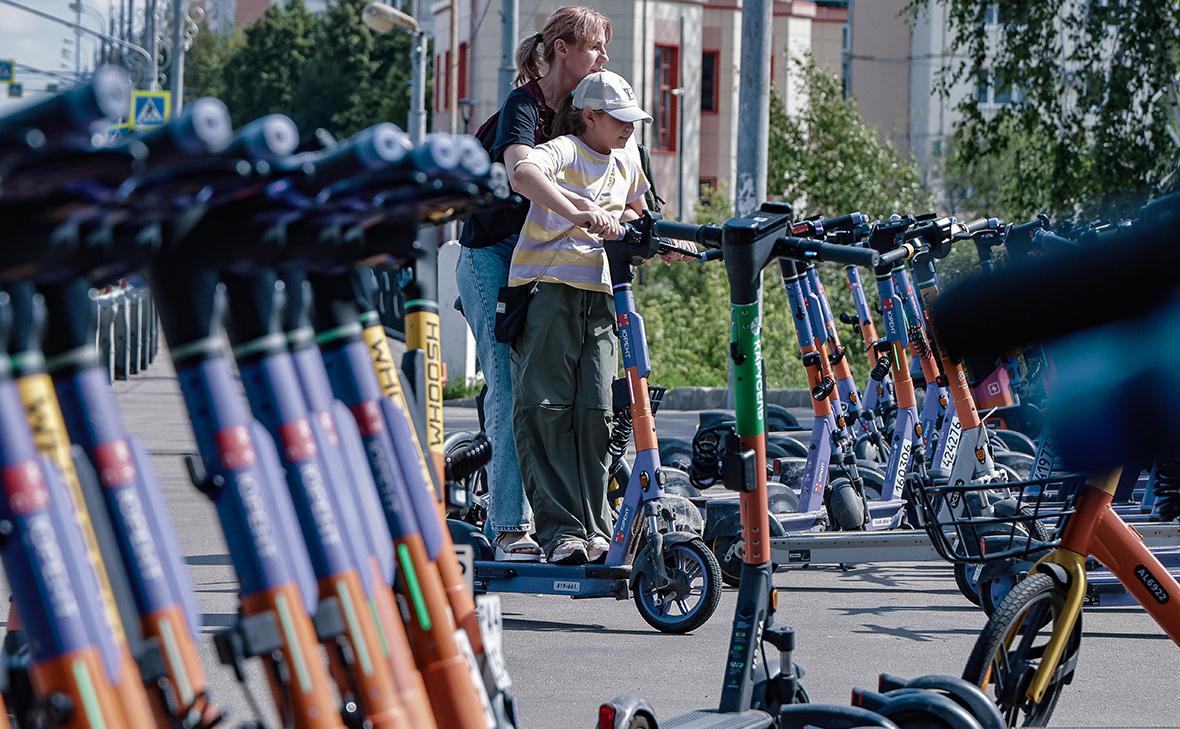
[459,82,551,249]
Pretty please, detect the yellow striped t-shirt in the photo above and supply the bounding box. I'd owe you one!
[509,134,651,293]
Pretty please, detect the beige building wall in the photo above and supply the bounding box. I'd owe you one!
[434,0,847,221]
[848,0,911,155]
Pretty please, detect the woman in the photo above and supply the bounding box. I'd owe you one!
[456,7,612,561]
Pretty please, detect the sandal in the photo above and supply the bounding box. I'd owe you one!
[494,532,542,562]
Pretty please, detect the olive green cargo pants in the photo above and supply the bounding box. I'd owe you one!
[510,282,615,557]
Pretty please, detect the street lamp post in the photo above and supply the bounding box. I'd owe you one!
[170,0,185,111]
[361,2,426,143]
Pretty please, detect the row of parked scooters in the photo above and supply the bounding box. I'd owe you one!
[0,66,1174,729]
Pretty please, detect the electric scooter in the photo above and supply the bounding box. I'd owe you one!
[598,203,1005,729]
[448,213,723,634]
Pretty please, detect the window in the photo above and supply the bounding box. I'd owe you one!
[699,177,718,204]
[435,54,443,111]
[976,69,1019,107]
[701,50,719,113]
[652,44,679,151]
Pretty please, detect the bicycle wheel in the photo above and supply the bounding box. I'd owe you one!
[962,571,1080,726]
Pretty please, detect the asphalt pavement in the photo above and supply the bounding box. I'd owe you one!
[2,368,1176,728]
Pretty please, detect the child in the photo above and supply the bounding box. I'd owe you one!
[507,70,655,564]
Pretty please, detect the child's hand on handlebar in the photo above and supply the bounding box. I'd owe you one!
[573,209,624,240]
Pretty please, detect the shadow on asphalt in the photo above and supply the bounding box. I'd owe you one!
[503,617,661,637]
[187,553,233,566]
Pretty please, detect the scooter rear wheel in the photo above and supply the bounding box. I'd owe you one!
[633,537,721,633]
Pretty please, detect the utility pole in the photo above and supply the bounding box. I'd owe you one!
[145,0,157,90]
[735,0,771,217]
[729,0,772,406]
[170,0,184,111]
[448,0,458,133]
[74,3,82,76]
[498,0,517,99]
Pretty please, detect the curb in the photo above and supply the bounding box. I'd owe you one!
[445,386,811,410]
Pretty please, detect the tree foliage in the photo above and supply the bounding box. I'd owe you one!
[912,0,1180,220]
[637,60,933,388]
[185,0,424,139]
[768,55,933,220]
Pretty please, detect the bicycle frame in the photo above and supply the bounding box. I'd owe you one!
[1020,469,1180,704]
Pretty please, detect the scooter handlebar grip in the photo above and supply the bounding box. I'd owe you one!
[777,236,880,267]
[1031,228,1076,250]
[965,217,1000,234]
[823,211,867,231]
[878,246,910,266]
[700,248,724,262]
[653,220,723,245]
[223,114,299,162]
[0,65,131,141]
[301,122,413,185]
[136,97,233,161]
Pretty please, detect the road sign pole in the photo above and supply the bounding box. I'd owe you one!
[170,0,184,112]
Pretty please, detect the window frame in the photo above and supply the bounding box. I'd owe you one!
[652,43,680,152]
[701,49,720,115]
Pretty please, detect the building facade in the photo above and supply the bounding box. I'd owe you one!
[430,0,848,220]
[847,0,977,211]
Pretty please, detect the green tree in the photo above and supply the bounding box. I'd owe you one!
[912,0,1180,220]
[218,0,317,126]
[185,0,426,139]
[183,22,243,102]
[765,55,933,383]
[767,56,932,219]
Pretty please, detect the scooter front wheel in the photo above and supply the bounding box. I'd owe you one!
[633,537,721,634]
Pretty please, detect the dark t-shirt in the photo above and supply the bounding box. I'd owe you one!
[460,82,555,248]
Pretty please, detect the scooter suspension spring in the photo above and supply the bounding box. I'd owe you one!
[607,408,633,462]
[1151,451,1180,522]
[870,351,893,382]
[446,432,493,482]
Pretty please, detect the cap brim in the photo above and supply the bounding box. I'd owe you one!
[606,106,653,123]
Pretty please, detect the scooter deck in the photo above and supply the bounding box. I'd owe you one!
[472,561,632,599]
[662,709,773,729]
[771,522,1180,567]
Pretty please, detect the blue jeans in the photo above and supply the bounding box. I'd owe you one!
[455,236,532,534]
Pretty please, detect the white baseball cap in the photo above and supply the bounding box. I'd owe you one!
[572,71,653,124]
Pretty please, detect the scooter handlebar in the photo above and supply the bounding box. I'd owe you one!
[776,236,880,267]
[221,114,300,162]
[0,65,131,141]
[822,211,868,232]
[134,97,233,164]
[652,220,724,246]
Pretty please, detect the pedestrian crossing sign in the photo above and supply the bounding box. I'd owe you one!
[131,90,170,128]
[0,60,12,84]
